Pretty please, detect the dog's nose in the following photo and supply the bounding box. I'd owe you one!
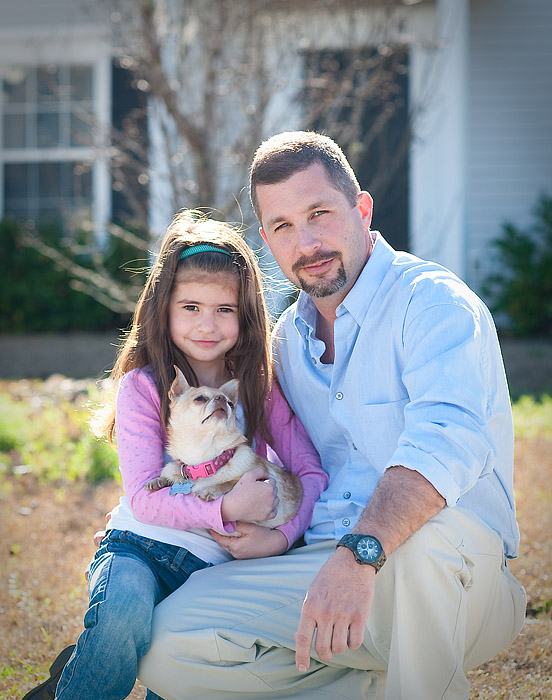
[213,395,227,405]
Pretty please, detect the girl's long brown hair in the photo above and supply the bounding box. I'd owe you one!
[96,210,272,444]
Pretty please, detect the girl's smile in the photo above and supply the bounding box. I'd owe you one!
[169,273,240,385]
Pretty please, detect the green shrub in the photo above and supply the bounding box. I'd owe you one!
[0,394,31,451]
[0,383,119,485]
[0,219,144,333]
[85,435,120,485]
[512,394,552,440]
[483,193,552,337]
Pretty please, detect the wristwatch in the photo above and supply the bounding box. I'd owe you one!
[336,534,387,572]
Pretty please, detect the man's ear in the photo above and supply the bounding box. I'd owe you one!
[358,191,374,230]
[259,226,268,243]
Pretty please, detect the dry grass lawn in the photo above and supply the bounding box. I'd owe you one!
[0,386,550,699]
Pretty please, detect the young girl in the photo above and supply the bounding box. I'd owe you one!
[46,211,328,700]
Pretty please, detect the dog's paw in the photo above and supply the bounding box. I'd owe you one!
[191,485,220,501]
[146,476,172,491]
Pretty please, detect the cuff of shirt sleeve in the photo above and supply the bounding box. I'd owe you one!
[274,522,295,550]
[385,447,462,507]
[214,496,238,535]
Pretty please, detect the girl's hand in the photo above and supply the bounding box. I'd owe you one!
[93,512,112,548]
[221,467,279,523]
[93,529,107,548]
[210,522,288,559]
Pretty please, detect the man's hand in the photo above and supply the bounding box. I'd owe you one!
[294,467,445,672]
[294,546,375,672]
[210,522,288,559]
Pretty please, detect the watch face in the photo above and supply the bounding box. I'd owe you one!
[356,536,381,562]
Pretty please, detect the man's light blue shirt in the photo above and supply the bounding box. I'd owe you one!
[273,235,520,558]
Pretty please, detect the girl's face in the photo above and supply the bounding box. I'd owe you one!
[169,272,240,379]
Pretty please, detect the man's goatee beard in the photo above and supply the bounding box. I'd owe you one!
[298,264,347,298]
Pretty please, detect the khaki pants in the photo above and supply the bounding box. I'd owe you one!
[139,508,526,700]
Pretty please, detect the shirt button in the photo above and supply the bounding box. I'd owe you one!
[342,518,350,527]
[343,492,351,499]
[335,392,343,400]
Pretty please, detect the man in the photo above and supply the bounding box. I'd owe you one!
[138,131,526,700]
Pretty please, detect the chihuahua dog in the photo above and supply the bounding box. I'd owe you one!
[146,367,302,529]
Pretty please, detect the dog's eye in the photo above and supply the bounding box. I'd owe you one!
[194,395,207,403]
[227,401,234,409]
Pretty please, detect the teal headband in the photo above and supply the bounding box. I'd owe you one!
[179,244,232,260]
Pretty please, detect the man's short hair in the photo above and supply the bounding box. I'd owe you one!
[249,131,361,221]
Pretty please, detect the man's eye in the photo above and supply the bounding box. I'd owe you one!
[194,395,207,403]
[274,222,289,233]
[313,210,329,218]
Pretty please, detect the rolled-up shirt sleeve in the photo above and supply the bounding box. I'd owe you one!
[387,301,507,506]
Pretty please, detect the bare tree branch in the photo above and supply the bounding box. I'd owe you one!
[22,0,418,315]
[21,225,144,313]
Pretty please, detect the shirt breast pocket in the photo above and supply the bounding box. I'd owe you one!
[354,398,408,470]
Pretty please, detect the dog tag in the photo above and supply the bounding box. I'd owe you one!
[170,482,193,495]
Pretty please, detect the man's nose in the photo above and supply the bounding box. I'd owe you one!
[296,222,322,255]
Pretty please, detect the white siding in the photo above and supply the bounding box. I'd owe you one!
[467,0,552,293]
[0,0,104,29]
[409,0,469,279]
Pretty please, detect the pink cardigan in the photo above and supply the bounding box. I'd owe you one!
[115,368,329,548]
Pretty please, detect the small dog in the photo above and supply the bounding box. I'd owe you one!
[146,367,303,530]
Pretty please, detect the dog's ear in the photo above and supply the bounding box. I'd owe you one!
[169,365,191,402]
[219,378,239,406]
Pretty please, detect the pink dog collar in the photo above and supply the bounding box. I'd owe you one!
[179,448,236,480]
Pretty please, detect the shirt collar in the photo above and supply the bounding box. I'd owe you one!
[293,289,318,335]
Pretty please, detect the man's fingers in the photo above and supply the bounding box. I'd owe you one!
[347,618,366,651]
[294,552,375,672]
[330,622,351,656]
[312,622,334,663]
[294,614,316,672]
[300,618,362,668]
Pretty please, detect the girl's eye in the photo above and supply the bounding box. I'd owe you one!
[194,395,207,403]
[183,305,198,312]
[218,307,235,313]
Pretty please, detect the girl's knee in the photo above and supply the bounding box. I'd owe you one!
[84,594,153,653]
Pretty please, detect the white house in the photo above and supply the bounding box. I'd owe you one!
[0,0,551,300]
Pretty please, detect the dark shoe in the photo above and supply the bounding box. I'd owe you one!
[22,645,76,700]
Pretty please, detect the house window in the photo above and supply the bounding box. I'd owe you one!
[1,63,96,225]
[303,47,410,251]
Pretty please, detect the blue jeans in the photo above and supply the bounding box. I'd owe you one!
[55,529,210,700]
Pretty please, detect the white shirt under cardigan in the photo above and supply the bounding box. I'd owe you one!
[273,234,520,559]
